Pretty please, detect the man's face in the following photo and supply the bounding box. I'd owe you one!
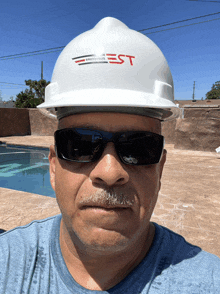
[49,112,166,253]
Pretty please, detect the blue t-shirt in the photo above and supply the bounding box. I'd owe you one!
[0,214,219,293]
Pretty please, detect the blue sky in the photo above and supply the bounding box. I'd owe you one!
[0,0,220,101]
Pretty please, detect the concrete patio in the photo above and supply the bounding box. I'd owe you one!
[0,135,220,257]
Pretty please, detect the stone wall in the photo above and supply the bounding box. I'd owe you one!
[0,108,30,137]
[175,117,220,152]
[175,107,220,152]
[29,109,57,136]
[0,108,57,137]
[1,106,220,152]
[159,106,220,151]
[0,108,178,142]
[184,107,220,119]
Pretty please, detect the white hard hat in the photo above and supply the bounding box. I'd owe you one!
[38,17,179,120]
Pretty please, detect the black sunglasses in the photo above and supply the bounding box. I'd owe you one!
[54,128,164,166]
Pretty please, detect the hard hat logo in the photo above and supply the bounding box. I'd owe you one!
[107,54,135,66]
[72,54,135,66]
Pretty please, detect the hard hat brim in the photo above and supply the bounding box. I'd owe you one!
[37,88,179,120]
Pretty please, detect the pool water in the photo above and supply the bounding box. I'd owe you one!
[0,144,55,198]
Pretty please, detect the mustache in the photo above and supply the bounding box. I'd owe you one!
[79,188,135,208]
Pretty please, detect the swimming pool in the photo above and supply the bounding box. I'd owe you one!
[0,143,55,198]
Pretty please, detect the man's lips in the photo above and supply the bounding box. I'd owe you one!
[80,204,131,210]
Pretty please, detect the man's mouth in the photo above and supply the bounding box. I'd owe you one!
[81,204,131,211]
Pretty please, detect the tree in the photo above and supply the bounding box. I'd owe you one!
[206,81,220,100]
[15,79,50,108]
[0,90,3,102]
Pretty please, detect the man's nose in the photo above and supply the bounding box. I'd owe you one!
[89,143,129,187]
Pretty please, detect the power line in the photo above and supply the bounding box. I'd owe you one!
[0,46,65,59]
[0,49,64,60]
[138,11,220,31]
[0,11,220,61]
[0,82,26,89]
[145,17,220,34]
[0,82,26,86]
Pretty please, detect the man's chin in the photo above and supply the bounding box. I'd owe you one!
[74,227,133,254]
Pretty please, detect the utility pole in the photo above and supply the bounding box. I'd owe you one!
[192,81,196,102]
[41,61,43,80]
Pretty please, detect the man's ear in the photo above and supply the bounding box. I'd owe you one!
[48,145,56,191]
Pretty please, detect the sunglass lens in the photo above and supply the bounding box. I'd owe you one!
[55,129,103,162]
[117,132,163,165]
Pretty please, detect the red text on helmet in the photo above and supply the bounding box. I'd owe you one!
[72,54,135,66]
[106,54,135,66]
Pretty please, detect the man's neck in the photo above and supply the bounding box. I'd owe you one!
[59,220,155,291]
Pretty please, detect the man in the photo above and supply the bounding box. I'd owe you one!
[0,17,220,293]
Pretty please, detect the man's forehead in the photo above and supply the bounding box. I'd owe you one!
[58,112,161,134]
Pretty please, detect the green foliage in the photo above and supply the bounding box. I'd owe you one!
[15,79,50,108]
[206,81,220,100]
